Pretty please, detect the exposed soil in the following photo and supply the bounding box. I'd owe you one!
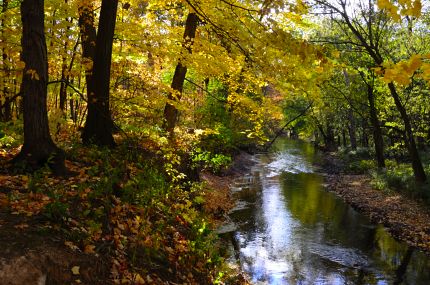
[0,210,110,285]
[315,152,430,254]
[200,151,256,219]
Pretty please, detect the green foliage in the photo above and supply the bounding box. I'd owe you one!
[348,159,376,174]
[370,158,430,203]
[191,148,232,174]
[0,121,22,148]
[122,166,168,206]
[339,147,374,174]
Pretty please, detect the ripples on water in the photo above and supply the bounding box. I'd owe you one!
[226,139,430,285]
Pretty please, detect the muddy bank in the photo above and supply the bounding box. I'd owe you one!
[200,151,256,218]
[316,153,430,254]
[0,211,109,285]
[199,151,255,285]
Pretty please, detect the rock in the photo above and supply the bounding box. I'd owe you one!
[0,254,47,285]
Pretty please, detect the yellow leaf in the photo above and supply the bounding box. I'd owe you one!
[71,266,80,275]
[84,244,96,253]
[134,274,145,284]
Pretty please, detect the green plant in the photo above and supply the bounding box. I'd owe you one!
[191,149,232,173]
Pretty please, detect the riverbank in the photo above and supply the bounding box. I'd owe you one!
[0,146,256,285]
[316,152,430,254]
[199,151,256,285]
[200,151,257,218]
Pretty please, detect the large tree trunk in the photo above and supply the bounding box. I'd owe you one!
[367,84,385,168]
[81,0,118,146]
[163,12,199,135]
[388,83,426,183]
[13,0,65,174]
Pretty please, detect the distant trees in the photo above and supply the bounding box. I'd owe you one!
[313,0,427,183]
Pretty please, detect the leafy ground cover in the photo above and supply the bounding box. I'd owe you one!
[0,128,251,284]
[316,150,430,254]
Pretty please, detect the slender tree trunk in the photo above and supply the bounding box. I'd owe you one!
[59,43,68,112]
[342,129,347,147]
[393,247,414,285]
[163,12,199,135]
[81,0,118,146]
[348,109,357,150]
[388,83,426,183]
[361,119,369,148]
[342,70,357,150]
[1,0,11,122]
[13,0,65,174]
[367,84,385,168]
[78,0,96,94]
[326,121,336,150]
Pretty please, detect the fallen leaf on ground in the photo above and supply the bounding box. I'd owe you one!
[71,266,80,275]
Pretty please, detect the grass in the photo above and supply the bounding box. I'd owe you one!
[339,147,430,205]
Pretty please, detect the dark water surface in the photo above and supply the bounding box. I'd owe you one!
[224,139,430,284]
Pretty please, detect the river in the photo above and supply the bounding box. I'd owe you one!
[221,139,430,284]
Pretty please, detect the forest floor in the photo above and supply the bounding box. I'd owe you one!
[0,146,254,285]
[315,152,430,254]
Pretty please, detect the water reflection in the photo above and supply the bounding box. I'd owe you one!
[229,140,430,284]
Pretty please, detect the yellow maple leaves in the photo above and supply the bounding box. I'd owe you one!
[375,54,430,86]
[377,0,422,21]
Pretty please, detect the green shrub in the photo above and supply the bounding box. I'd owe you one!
[0,121,22,148]
[191,149,232,174]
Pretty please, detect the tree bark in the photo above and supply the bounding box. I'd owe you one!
[81,0,118,146]
[388,83,426,183]
[347,108,357,150]
[367,84,385,168]
[326,121,336,150]
[1,0,11,122]
[342,69,357,150]
[13,0,65,175]
[78,0,97,94]
[163,12,199,135]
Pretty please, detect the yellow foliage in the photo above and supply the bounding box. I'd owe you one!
[377,0,422,20]
[381,55,423,85]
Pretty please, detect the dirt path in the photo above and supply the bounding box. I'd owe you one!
[316,154,430,254]
[0,210,109,285]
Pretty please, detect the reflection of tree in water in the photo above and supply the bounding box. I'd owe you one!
[226,141,430,284]
[280,172,375,248]
[393,247,414,285]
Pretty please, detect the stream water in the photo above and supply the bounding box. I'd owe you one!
[221,139,430,284]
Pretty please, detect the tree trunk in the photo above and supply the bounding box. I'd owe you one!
[342,70,357,150]
[388,83,427,183]
[78,0,97,94]
[342,129,347,147]
[326,121,336,150]
[1,0,11,122]
[163,12,199,135]
[59,40,69,112]
[13,0,65,175]
[360,119,369,148]
[367,84,385,168]
[348,108,357,150]
[81,0,118,146]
